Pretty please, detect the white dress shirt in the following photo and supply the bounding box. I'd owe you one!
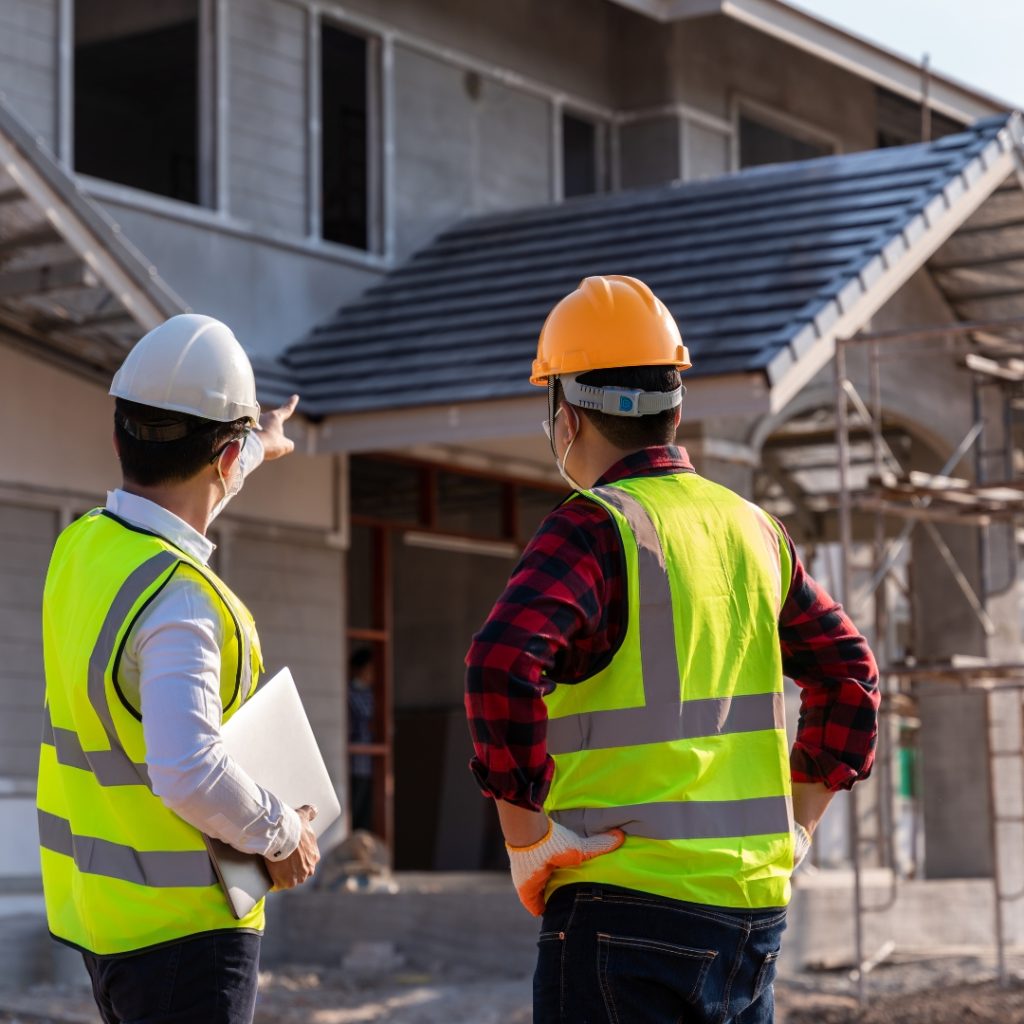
[107,435,302,861]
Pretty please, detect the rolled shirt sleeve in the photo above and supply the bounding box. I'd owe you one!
[127,575,302,860]
[774,522,881,791]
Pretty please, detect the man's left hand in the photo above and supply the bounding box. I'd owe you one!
[258,395,300,460]
[508,820,625,916]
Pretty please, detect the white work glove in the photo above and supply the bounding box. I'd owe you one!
[793,822,812,869]
[507,820,625,916]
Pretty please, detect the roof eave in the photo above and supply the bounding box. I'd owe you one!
[765,112,1024,416]
[608,0,1008,123]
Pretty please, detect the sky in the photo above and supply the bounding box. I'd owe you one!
[793,0,1024,109]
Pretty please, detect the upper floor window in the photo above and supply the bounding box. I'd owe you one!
[562,111,606,199]
[738,111,833,169]
[876,87,965,148]
[74,0,209,205]
[321,22,375,250]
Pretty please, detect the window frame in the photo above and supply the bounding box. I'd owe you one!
[312,14,384,256]
[65,0,219,209]
[730,95,841,172]
[557,105,609,201]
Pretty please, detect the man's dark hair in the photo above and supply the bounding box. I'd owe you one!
[349,647,374,673]
[556,365,682,450]
[114,399,250,487]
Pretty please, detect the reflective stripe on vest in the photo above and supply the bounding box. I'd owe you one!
[546,485,786,760]
[38,810,217,888]
[41,705,149,787]
[38,511,264,955]
[542,473,794,910]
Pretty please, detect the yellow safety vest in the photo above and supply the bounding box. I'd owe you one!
[543,472,795,909]
[37,509,264,955]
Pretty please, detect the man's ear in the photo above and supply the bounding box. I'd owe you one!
[217,438,244,476]
[561,402,581,440]
[112,430,120,458]
[673,406,682,430]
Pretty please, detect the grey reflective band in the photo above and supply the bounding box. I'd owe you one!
[86,551,179,789]
[546,486,787,754]
[547,691,785,755]
[593,486,681,706]
[552,795,792,842]
[38,809,217,888]
[560,373,684,418]
[41,706,150,787]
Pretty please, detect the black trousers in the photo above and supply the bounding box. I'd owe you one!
[82,930,261,1024]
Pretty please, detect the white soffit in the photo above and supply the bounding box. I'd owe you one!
[314,373,770,454]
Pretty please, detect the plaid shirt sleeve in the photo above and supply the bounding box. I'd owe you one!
[465,484,881,810]
[464,498,619,810]
[774,518,880,791]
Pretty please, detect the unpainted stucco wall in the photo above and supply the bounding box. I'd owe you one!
[391,45,553,258]
[227,0,309,236]
[340,0,621,107]
[0,0,58,149]
[671,15,878,154]
[0,343,336,531]
[92,199,379,361]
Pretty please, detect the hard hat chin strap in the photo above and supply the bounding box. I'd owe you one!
[560,373,684,418]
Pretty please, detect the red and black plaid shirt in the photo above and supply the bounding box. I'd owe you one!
[465,445,879,811]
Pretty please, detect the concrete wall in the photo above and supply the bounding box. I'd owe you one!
[671,16,878,156]
[0,344,336,530]
[391,45,553,257]
[340,0,619,107]
[227,0,308,235]
[0,0,58,150]
[93,199,378,360]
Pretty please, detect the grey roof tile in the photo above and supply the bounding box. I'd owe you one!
[284,115,1014,417]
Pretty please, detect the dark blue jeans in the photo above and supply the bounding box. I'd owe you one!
[82,930,261,1024]
[535,884,786,1024]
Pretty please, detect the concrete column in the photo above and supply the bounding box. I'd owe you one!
[679,420,756,498]
[911,467,1023,879]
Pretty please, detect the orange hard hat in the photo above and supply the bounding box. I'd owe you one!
[530,275,691,386]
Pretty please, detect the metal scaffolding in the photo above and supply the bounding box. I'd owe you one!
[832,316,1024,1001]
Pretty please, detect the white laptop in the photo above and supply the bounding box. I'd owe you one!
[203,667,343,918]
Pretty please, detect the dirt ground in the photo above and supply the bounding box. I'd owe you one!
[3,957,1023,1023]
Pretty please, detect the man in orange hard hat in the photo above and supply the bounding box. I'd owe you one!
[466,275,879,1022]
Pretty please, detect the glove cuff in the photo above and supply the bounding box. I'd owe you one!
[793,822,812,867]
[506,819,554,854]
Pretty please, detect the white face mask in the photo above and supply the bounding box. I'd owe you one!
[209,445,245,524]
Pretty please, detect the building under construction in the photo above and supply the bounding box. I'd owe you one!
[0,0,1023,998]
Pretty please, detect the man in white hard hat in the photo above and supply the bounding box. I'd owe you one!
[37,314,319,1024]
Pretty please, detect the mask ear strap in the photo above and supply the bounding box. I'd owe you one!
[547,378,558,460]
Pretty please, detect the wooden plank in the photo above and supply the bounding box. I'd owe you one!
[961,352,1024,382]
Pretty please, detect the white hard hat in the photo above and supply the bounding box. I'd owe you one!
[110,314,261,424]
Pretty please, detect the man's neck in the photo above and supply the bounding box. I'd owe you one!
[572,443,649,490]
[121,481,212,537]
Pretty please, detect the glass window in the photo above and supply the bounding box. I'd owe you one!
[347,523,374,631]
[876,87,965,148]
[350,457,421,523]
[74,0,203,204]
[436,472,506,538]
[321,23,371,249]
[738,114,831,169]
[562,111,600,198]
